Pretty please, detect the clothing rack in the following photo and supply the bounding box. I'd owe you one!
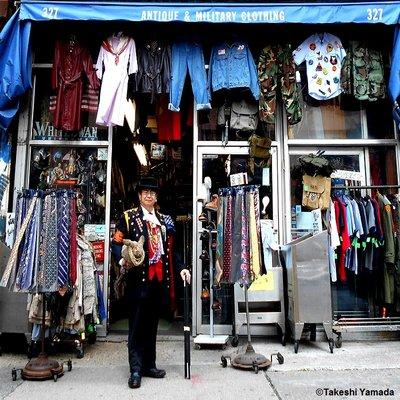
[330,183,400,347]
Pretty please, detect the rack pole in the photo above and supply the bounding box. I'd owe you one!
[332,185,400,190]
[244,284,252,344]
[40,293,46,355]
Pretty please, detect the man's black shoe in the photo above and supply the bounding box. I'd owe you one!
[128,372,141,388]
[142,368,166,378]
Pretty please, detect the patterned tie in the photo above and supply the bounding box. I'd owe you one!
[222,191,233,282]
[238,188,250,286]
[0,196,38,289]
[15,195,40,291]
[215,193,224,284]
[39,193,59,292]
[57,191,70,287]
[248,190,261,277]
[69,195,78,286]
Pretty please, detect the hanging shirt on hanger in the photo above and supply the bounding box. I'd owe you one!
[293,32,346,100]
[96,33,138,127]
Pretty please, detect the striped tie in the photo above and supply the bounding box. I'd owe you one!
[57,191,70,287]
[0,196,38,288]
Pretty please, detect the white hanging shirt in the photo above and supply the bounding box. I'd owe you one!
[293,32,346,100]
[96,34,137,127]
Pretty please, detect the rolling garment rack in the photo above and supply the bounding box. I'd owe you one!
[1,190,74,381]
[331,183,400,347]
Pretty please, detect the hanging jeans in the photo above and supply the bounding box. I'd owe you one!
[258,44,302,125]
[168,42,211,112]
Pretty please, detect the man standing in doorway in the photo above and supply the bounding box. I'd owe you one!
[113,175,191,389]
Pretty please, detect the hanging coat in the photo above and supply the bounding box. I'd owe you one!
[134,40,171,98]
[96,34,138,127]
[51,39,99,131]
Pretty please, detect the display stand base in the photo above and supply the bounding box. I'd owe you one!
[231,343,271,370]
[194,334,229,349]
[220,343,284,373]
[21,353,64,381]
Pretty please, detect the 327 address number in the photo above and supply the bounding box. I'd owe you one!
[42,7,59,19]
[367,8,383,21]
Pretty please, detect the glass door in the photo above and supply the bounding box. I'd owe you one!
[194,145,278,335]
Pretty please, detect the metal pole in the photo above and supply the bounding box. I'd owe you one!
[333,184,400,190]
[183,280,191,379]
[244,285,252,344]
[41,293,46,354]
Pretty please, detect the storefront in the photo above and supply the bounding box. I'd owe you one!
[1,0,400,342]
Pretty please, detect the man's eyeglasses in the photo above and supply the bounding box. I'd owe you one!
[141,189,157,197]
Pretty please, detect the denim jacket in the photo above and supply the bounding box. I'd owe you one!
[208,41,260,100]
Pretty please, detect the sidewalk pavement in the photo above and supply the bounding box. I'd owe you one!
[1,334,400,400]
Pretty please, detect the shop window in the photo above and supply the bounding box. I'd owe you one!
[289,152,362,240]
[198,109,275,142]
[288,97,394,140]
[31,69,108,141]
[29,146,107,227]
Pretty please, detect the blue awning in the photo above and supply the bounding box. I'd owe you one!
[0,11,31,135]
[19,1,400,24]
[2,1,400,136]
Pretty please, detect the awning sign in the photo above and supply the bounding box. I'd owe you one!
[19,1,400,25]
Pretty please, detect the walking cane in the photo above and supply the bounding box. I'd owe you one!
[183,279,191,379]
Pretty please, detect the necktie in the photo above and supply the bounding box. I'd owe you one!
[69,195,78,286]
[57,191,70,287]
[222,192,233,282]
[0,196,38,289]
[215,192,224,284]
[238,188,250,286]
[249,190,261,278]
[15,196,40,291]
[40,193,59,292]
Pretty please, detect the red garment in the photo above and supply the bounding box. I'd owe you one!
[51,39,99,131]
[69,197,78,285]
[148,260,163,282]
[336,198,351,283]
[156,96,181,142]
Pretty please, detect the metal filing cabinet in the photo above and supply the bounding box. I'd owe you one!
[280,231,334,353]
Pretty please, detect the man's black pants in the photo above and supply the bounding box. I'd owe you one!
[128,279,162,374]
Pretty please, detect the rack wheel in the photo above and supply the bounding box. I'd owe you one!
[76,348,84,359]
[277,353,284,365]
[67,360,72,372]
[294,340,299,354]
[53,374,58,382]
[231,335,239,348]
[221,356,227,368]
[252,363,259,374]
[194,344,201,350]
[281,334,286,347]
[12,368,17,381]
[335,334,342,348]
[328,339,334,354]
